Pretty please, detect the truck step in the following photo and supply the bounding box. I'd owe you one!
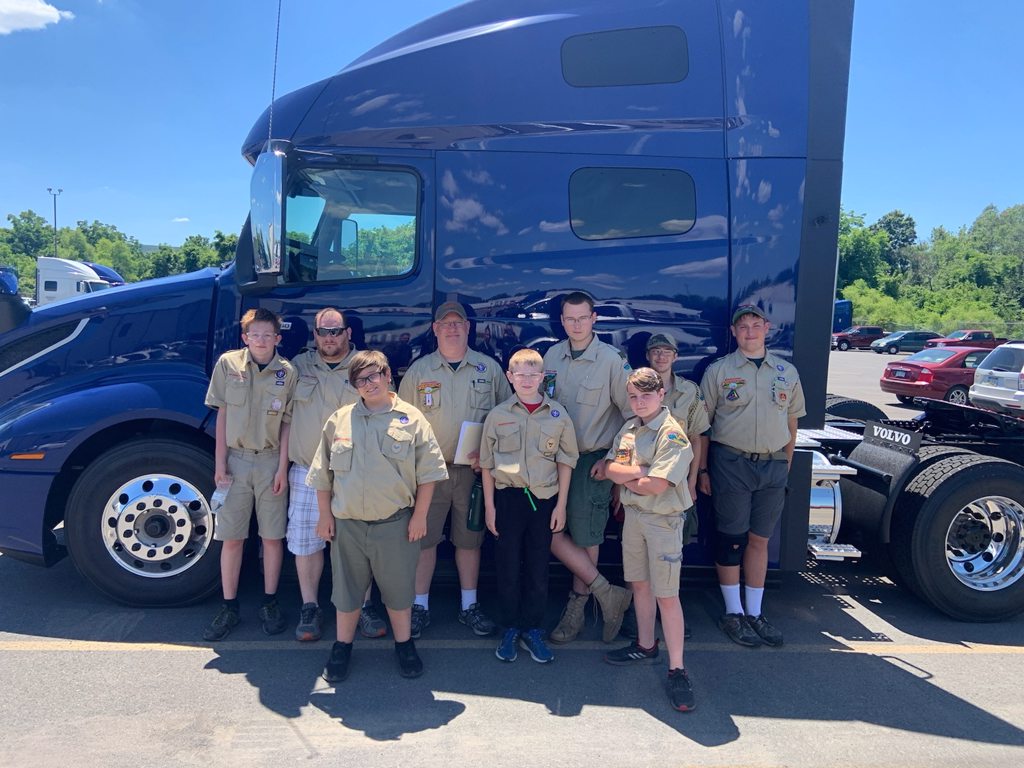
[808,542,862,561]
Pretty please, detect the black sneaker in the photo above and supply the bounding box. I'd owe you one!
[295,602,323,642]
[322,641,352,684]
[603,640,660,666]
[718,613,761,647]
[458,602,496,637]
[395,639,424,678]
[410,604,430,639]
[667,668,696,712]
[259,598,286,635]
[746,614,784,646]
[202,604,240,641]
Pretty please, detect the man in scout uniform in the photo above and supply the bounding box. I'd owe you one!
[479,348,579,664]
[699,304,806,647]
[202,307,297,641]
[397,301,511,638]
[604,367,696,712]
[542,291,633,644]
[309,350,448,681]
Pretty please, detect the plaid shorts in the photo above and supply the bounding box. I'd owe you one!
[287,464,327,556]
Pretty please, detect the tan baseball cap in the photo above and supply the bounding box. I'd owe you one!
[434,301,468,321]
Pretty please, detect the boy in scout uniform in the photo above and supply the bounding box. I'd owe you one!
[699,304,806,647]
[398,301,511,639]
[309,350,448,682]
[604,367,696,712]
[542,291,633,643]
[202,307,297,641]
[287,307,363,642]
[479,349,579,664]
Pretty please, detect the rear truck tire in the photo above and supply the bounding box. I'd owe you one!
[824,396,887,422]
[838,340,851,351]
[945,385,969,405]
[888,344,899,354]
[889,454,1024,621]
[896,395,914,405]
[65,438,221,607]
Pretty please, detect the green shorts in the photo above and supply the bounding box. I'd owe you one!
[330,509,419,612]
[565,450,612,548]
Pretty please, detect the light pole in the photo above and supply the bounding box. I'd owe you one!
[47,187,62,258]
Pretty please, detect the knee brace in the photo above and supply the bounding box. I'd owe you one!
[715,531,748,567]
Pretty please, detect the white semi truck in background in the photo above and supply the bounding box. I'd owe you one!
[35,257,116,305]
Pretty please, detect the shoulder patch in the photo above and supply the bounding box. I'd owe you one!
[666,432,689,447]
[623,362,631,371]
[551,409,560,418]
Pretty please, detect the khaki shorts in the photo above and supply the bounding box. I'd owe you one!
[622,507,685,598]
[566,451,612,548]
[215,449,286,541]
[422,464,484,550]
[331,510,419,612]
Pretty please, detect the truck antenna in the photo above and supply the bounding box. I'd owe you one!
[268,0,282,145]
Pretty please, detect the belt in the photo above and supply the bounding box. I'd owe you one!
[716,444,788,462]
[366,508,412,525]
[229,447,279,456]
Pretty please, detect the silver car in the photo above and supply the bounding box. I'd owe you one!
[969,342,1024,413]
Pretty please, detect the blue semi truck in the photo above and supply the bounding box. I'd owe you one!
[2,0,1022,621]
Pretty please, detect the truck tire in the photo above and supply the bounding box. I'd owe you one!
[837,340,851,351]
[824,396,887,422]
[944,385,969,405]
[889,454,1024,621]
[65,438,221,607]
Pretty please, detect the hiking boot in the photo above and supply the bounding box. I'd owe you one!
[295,602,323,642]
[259,598,286,636]
[322,641,352,684]
[604,640,660,666]
[495,628,520,662]
[458,602,497,637]
[359,603,387,639]
[718,612,761,647]
[518,628,554,664]
[747,613,784,647]
[202,604,239,641]
[667,667,696,712]
[590,575,633,643]
[410,604,430,639]
[549,591,588,644]
[395,639,424,678]
[619,603,638,640]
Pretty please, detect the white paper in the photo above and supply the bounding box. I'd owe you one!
[454,421,484,465]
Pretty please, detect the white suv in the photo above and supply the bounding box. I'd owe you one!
[969,342,1024,413]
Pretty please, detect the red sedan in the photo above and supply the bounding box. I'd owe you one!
[880,346,991,405]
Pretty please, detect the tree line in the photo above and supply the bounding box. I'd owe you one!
[837,204,1024,336]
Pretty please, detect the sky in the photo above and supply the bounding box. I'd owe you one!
[0,0,1021,248]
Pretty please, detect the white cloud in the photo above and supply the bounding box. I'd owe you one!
[172,216,190,223]
[0,1,74,35]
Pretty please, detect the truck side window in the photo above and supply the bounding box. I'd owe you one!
[283,167,418,284]
[562,26,688,87]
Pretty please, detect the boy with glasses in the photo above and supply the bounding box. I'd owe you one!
[309,350,448,681]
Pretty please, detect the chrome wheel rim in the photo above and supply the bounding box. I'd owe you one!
[945,495,1024,591]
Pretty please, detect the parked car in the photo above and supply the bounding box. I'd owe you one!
[880,346,991,405]
[871,330,941,354]
[969,341,1024,413]
[831,325,886,351]
[924,329,1007,349]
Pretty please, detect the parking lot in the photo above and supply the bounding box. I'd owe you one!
[1,350,1022,767]
[827,346,932,417]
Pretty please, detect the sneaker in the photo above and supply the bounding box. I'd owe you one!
[395,639,424,678]
[202,604,239,641]
[604,640,660,666]
[718,613,761,647]
[259,598,286,635]
[295,602,323,642]
[667,668,696,712]
[495,628,520,662]
[359,603,387,639]
[458,602,497,637]
[518,628,554,664]
[410,604,430,639]
[322,641,352,684]
[746,613,784,647]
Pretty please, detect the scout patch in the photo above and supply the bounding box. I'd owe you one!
[615,433,636,465]
[551,409,560,418]
[476,363,486,372]
[666,431,689,447]
[399,416,409,424]
[417,381,441,408]
[543,371,557,398]
[276,369,286,379]
[722,377,745,401]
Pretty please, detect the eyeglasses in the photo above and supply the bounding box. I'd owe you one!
[562,315,593,326]
[649,348,675,357]
[245,332,277,341]
[352,370,385,388]
[315,327,346,337]
[436,320,466,330]
[511,372,543,379]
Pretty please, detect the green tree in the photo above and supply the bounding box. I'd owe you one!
[871,209,917,274]
[213,230,238,265]
[4,210,52,258]
[837,209,887,290]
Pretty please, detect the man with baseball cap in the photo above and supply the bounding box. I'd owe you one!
[699,304,805,647]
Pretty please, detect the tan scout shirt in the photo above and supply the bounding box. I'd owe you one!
[288,348,360,467]
[665,375,711,440]
[700,349,806,453]
[307,394,448,521]
[542,338,632,454]
[205,348,296,451]
[607,407,693,514]
[398,349,511,462]
[478,396,579,499]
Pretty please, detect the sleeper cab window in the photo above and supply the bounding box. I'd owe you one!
[561,25,688,87]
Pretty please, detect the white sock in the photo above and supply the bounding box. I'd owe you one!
[461,589,477,611]
[745,586,764,617]
[414,594,430,610]
[720,583,743,615]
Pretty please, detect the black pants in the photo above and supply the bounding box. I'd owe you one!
[493,487,554,629]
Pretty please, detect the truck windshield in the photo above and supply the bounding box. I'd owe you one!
[947,330,969,340]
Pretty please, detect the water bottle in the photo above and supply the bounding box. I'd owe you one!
[210,478,233,513]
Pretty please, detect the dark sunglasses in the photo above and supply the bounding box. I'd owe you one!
[315,327,347,337]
